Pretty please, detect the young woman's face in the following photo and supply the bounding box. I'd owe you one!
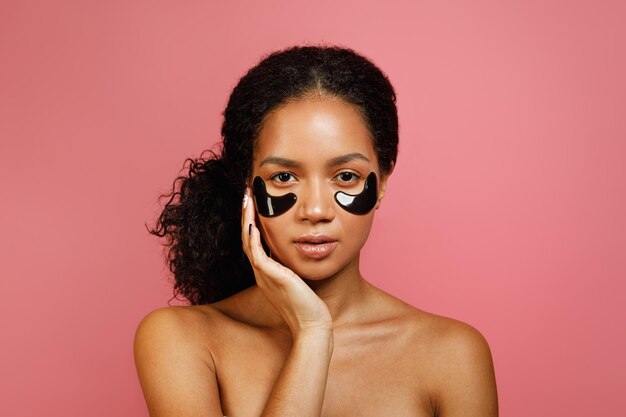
[251,96,389,281]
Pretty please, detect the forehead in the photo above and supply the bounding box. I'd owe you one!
[254,96,376,164]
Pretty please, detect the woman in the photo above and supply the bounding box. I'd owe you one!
[134,45,498,417]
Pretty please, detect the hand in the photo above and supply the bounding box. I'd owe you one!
[241,187,333,337]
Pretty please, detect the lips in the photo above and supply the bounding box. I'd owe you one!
[294,234,338,259]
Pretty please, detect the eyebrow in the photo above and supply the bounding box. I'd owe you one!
[258,156,301,168]
[258,153,370,168]
[327,152,370,167]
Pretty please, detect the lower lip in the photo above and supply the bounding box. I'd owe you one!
[294,241,338,259]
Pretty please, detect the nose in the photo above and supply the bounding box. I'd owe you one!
[297,179,336,224]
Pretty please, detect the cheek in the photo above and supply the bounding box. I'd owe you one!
[256,216,290,250]
[337,212,375,246]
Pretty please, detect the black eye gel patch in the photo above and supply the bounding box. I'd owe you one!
[252,172,378,218]
[253,176,297,217]
[334,172,378,215]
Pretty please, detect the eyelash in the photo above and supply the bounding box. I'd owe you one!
[270,172,297,183]
[334,171,360,184]
[269,171,360,184]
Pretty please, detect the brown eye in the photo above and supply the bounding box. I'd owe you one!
[335,172,359,183]
[271,172,296,183]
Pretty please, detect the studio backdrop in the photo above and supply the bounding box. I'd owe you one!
[1,1,624,416]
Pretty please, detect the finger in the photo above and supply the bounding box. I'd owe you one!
[246,223,265,271]
[248,224,293,286]
[246,224,270,289]
[240,185,249,229]
[243,188,269,280]
[241,186,254,256]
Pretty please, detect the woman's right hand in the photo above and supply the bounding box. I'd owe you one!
[241,186,333,337]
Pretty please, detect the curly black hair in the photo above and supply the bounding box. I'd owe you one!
[148,45,399,305]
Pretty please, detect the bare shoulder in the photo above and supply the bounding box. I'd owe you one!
[411,310,499,417]
[359,287,498,415]
[413,310,493,358]
[371,288,493,357]
[134,305,220,357]
[133,305,226,417]
[366,287,495,366]
[135,303,221,330]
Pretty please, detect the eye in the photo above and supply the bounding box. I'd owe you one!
[270,172,296,183]
[334,171,360,184]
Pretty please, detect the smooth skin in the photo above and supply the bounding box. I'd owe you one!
[134,95,498,417]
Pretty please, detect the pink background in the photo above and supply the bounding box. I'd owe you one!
[1,0,624,415]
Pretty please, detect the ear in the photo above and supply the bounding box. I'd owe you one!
[375,162,394,210]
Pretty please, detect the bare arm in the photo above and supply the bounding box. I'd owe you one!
[134,307,224,417]
[135,187,335,417]
[435,323,499,417]
[242,187,335,416]
[260,328,333,417]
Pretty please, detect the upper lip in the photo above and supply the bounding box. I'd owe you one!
[294,234,337,244]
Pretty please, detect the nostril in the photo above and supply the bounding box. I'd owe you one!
[296,183,337,221]
[299,201,335,222]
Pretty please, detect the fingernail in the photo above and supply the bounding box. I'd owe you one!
[242,191,248,209]
[248,224,252,235]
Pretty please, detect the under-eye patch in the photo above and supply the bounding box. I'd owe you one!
[334,172,378,215]
[253,176,297,217]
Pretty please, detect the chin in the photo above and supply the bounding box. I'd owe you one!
[298,269,336,282]
[277,252,356,283]
[276,259,335,281]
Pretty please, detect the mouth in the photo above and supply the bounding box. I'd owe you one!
[293,235,338,259]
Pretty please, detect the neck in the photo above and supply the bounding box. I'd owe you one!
[302,257,370,328]
[251,255,373,333]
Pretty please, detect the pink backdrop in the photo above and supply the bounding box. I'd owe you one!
[1,0,624,415]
